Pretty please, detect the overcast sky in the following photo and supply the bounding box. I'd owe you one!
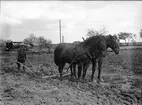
[0,1,142,43]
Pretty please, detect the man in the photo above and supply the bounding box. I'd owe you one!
[17,43,27,71]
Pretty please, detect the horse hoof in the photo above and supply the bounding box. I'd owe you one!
[70,76,73,79]
[96,80,100,84]
[79,79,84,83]
[59,78,63,81]
[82,78,87,82]
[82,77,85,80]
[89,79,93,82]
[77,78,81,83]
[70,74,73,77]
[97,78,104,82]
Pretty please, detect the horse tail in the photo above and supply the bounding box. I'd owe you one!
[54,49,59,65]
[54,44,64,66]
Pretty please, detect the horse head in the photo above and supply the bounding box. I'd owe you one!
[106,35,119,55]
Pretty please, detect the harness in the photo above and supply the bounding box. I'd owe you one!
[66,44,93,72]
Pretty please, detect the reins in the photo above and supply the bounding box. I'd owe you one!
[66,41,92,72]
[66,51,91,72]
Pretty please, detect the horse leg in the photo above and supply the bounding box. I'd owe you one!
[78,64,82,81]
[59,62,65,81]
[98,57,103,82]
[73,64,76,78]
[82,60,90,80]
[17,62,21,71]
[90,58,97,82]
[70,65,73,78]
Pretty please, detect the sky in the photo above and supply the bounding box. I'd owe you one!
[0,1,142,44]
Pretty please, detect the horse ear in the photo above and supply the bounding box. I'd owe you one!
[82,37,85,41]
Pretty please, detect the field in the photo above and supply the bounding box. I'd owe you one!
[0,47,142,105]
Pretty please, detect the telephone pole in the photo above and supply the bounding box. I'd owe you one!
[0,0,1,13]
[62,35,64,43]
[59,19,61,43]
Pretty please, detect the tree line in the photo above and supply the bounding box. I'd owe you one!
[23,33,52,49]
[0,29,142,48]
[0,33,53,52]
[86,28,142,46]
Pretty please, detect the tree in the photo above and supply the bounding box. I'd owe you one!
[118,32,136,45]
[37,36,48,48]
[87,29,96,36]
[46,39,52,53]
[23,33,37,46]
[0,37,8,47]
[131,39,136,45]
[87,27,108,37]
[140,29,142,38]
[37,36,52,52]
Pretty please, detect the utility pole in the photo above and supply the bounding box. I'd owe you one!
[0,0,1,13]
[59,19,61,43]
[62,35,64,43]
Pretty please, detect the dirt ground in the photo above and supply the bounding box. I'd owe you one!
[0,48,142,105]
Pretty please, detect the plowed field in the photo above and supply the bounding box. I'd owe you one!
[0,48,142,105]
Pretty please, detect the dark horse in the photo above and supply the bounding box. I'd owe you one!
[80,35,119,82]
[54,42,91,80]
[54,35,119,81]
[54,43,77,80]
[73,42,92,80]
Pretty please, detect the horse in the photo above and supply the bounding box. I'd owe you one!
[54,43,77,80]
[54,41,93,81]
[81,35,119,82]
[72,41,92,80]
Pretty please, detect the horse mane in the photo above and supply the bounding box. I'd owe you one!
[84,35,105,45]
[83,35,114,52]
[84,34,114,44]
[74,34,115,54]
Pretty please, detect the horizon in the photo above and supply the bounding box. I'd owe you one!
[0,1,142,44]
